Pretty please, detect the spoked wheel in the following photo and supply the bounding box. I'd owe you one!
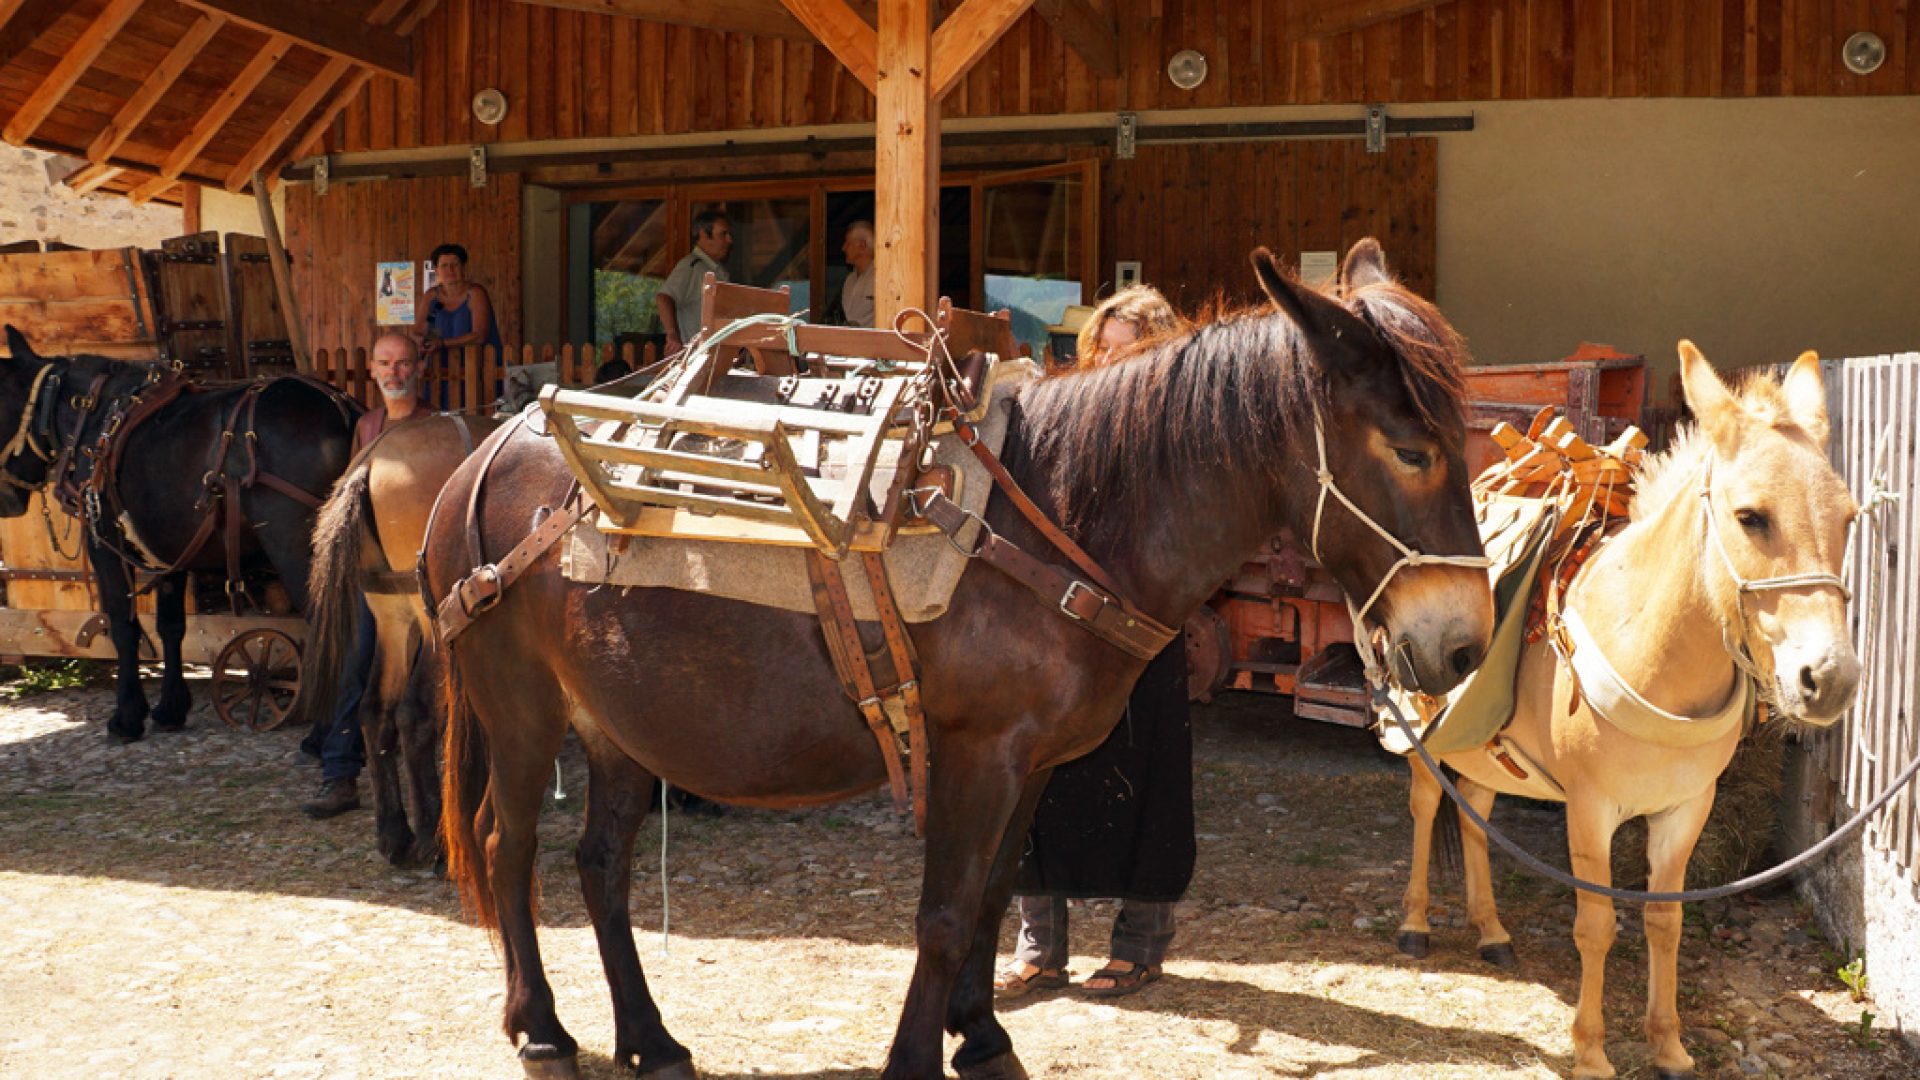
[212,628,302,731]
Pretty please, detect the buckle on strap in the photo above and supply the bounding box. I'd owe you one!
[1059,579,1100,621]
[457,564,504,617]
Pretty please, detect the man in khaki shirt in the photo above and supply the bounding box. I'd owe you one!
[657,210,734,355]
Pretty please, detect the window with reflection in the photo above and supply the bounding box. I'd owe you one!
[576,199,670,348]
[982,172,1085,354]
[690,198,812,316]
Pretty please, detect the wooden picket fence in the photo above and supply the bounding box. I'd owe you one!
[311,341,659,413]
[1808,352,1920,880]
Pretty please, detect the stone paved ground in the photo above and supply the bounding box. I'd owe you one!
[1,672,1915,1079]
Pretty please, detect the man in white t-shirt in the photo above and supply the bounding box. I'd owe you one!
[657,210,734,355]
[840,220,876,328]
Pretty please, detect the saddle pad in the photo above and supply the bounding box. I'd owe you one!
[1378,494,1561,757]
[561,360,1038,622]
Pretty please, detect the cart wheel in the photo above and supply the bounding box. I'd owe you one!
[213,628,302,731]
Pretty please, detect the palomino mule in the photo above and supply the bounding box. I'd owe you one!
[425,239,1496,1080]
[300,413,502,865]
[1396,343,1859,1080]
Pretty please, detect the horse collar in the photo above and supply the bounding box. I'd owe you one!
[1557,603,1751,748]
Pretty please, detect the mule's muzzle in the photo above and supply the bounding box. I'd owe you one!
[1772,639,1861,726]
[1392,624,1490,696]
[1382,567,1495,695]
[0,488,28,519]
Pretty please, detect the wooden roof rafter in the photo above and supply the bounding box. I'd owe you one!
[128,31,296,204]
[80,10,227,166]
[931,0,1036,100]
[273,0,441,175]
[2,0,146,145]
[511,0,877,42]
[1288,0,1457,40]
[1031,0,1118,79]
[778,0,876,91]
[176,0,416,78]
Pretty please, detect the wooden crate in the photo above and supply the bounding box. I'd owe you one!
[0,247,160,361]
[1461,344,1648,476]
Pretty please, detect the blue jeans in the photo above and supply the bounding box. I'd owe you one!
[320,601,375,782]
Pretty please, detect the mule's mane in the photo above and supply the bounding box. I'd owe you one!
[1016,276,1469,541]
[1631,372,1804,519]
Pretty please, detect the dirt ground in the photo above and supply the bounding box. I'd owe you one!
[2,672,1915,1080]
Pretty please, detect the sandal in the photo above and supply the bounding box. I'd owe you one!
[1080,961,1162,999]
[994,964,1068,1000]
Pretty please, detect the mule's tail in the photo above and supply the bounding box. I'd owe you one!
[294,462,373,738]
[440,653,497,930]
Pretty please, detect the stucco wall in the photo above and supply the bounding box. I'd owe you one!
[197,185,277,241]
[0,145,181,250]
[1431,97,1920,398]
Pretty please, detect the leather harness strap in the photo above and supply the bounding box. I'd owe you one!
[861,551,929,834]
[910,486,1177,660]
[952,417,1125,596]
[805,551,912,820]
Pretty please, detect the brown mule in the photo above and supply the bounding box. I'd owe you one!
[426,240,1496,1080]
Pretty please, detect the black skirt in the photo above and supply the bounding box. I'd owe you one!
[1012,641,1196,903]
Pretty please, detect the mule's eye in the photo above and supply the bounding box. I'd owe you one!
[1394,448,1432,469]
[1735,508,1770,533]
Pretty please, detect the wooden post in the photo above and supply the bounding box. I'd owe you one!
[873,0,937,327]
[249,172,310,373]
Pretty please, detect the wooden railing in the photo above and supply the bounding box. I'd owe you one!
[311,342,660,413]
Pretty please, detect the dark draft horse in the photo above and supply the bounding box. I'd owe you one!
[424,241,1498,1080]
[0,326,356,741]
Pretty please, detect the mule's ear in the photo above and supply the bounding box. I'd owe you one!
[1253,247,1339,339]
[1679,340,1741,447]
[1339,237,1391,290]
[3,325,33,362]
[1781,350,1830,448]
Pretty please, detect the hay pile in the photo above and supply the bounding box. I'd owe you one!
[1610,729,1786,888]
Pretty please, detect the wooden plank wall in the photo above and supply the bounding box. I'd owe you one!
[320,0,1920,155]
[1106,139,1437,311]
[283,173,523,352]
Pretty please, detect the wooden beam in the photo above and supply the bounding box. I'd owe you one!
[0,0,67,70]
[276,0,437,169]
[1032,0,1118,78]
[1288,0,1455,40]
[177,0,414,78]
[251,172,310,373]
[129,34,293,204]
[873,0,935,322]
[930,0,1033,101]
[63,161,122,194]
[780,0,876,92]
[85,14,227,164]
[511,0,871,42]
[3,0,144,144]
[223,56,352,191]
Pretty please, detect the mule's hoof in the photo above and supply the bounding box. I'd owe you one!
[152,720,187,733]
[106,728,145,745]
[957,1051,1030,1080]
[1395,931,1429,959]
[639,1058,699,1080]
[1653,1069,1695,1080]
[519,1044,582,1080]
[1478,942,1518,968]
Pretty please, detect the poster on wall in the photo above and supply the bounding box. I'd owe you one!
[376,261,416,325]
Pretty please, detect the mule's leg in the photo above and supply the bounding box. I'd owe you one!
[1396,758,1444,958]
[884,741,1033,1080]
[1566,794,1625,1080]
[1455,776,1515,966]
[945,771,1051,1076]
[150,572,193,730]
[574,722,694,1078]
[1643,788,1715,1080]
[91,546,150,742]
[398,641,445,867]
[364,638,413,866]
[473,679,579,1078]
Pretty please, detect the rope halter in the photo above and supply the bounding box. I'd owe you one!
[1305,405,1490,682]
[1697,454,1852,703]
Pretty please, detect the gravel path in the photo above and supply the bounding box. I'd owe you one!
[1,673,1914,1079]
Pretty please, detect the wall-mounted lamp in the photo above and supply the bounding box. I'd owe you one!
[1167,50,1208,91]
[1843,32,1886,76]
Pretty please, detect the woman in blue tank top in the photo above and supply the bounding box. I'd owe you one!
[416,243,504,358]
